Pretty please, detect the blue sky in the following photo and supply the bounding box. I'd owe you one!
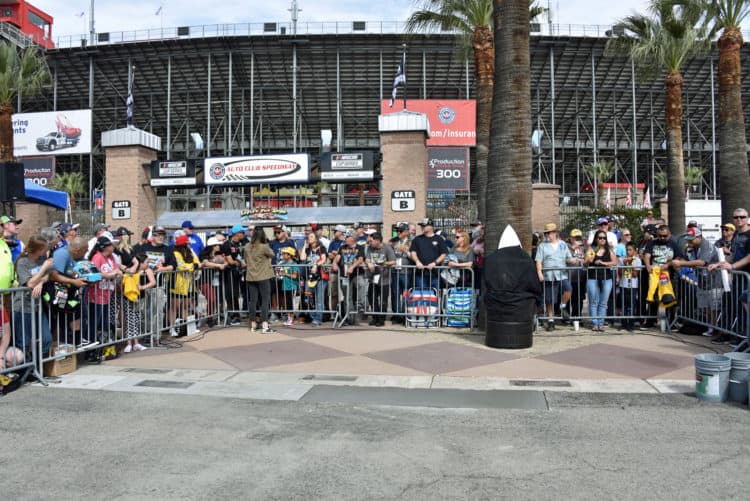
[33,1,651,40]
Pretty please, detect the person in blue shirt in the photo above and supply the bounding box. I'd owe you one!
[182,220,204,257]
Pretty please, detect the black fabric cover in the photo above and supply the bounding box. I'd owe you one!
[483,247,541,322]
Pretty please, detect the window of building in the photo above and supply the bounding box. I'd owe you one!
[28,11,48,29]
[2,8,12,18]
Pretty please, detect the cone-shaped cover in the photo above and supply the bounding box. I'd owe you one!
[498,224,521,249]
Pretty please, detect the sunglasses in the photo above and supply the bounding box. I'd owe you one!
[597,237,607,240]
[733,215,747,219]
[622,233,631,237]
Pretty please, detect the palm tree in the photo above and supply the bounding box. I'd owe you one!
[706,0,750,219]
[583,160,615,207]
[485,0,533,251]
[606,0,712,235]
[405,1,546,225]
[49,172,86,210]
[0,41,51,161]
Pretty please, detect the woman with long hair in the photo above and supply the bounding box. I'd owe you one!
[198,237,226,327]
[86,234,122,357]
[447,230,474,288]
[122,253,156,352]
[7,235,55,367]
[169,235,200,336]
[244,226,276,333]
[585,229,617,331]
[299,231,329,326]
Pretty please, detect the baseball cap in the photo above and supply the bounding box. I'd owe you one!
[175,235,190,246]
[687,220,699,228]
[181,220,195,229]
[334,224,347,233]
[114,226,134,237]
[59,222,80,234]
[152,226,167,235]
[310,223,320,231]
[353,222,362,229]
[96,235,115,247]
[418,218,434,227]
[686,227,702,240]
[230,224,245,235]
[93,223,109,232]
[396,223,409,232]
[365,228,377,235]
[570,229,583,238]
[206,237,222,247]
[721,223,736,231]
[0,215,22,225]
[101,231,119,242]
[597,217,609,225]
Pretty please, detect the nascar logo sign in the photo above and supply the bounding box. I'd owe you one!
[204,153,310,185]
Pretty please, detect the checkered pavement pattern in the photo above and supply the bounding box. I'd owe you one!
[103,325,710,381]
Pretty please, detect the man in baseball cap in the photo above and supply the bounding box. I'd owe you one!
[181,220,204,256]
[88,222,111,254]
[59,222,80,245]
[1,215,23,262]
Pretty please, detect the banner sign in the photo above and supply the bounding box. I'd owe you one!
[150,160,196,187]
[380,99,476,146]
[239,207,289,222]
[204,153,310,185]
[22,156,55,186]
[12,109,92,157]
[427,147,469,191]
[320,151,374,181]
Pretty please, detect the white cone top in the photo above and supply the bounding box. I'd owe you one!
[498,224,521,249]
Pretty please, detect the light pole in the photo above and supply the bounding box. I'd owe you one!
[89,0,95,45]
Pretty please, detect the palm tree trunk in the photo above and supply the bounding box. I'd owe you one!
[717,26,750,220]
[665,71,685,235]
[0,103,15,162]
[472,25,495,224]
[486,0,533,251]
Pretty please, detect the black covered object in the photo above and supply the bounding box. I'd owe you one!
[483,246,541,349]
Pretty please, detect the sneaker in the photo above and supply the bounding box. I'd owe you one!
[701,328,715,337]
[311,320,321,327]
[269,313,279,322]
[261,327,277,334]
[546,320,554,332]
[368,318,378,326]
[250,325,257,333]
[560,306,570,321]
[229,317,241,326]
[133,344,147,351]
[123,344,132,354]
[284,318,294,326]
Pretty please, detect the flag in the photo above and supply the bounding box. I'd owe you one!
[605,187,611,209]
[155,6,162,15]
[686,186,690,200]
[389,49,406,108]
[625,186,632,208]
[644,187,651,208]
[705,189,709,201]
[126,67,134,129]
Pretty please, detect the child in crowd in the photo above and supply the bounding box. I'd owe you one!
[122,253,156,353]
[617,242,641,331]
[279,247,299,326]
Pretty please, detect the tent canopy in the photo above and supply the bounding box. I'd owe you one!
[156,206,382,229]
[23,180,69,210]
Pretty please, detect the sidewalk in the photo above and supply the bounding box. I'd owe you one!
[91,322,724,392]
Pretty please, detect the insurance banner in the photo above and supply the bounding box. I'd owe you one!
[380,99,476,147]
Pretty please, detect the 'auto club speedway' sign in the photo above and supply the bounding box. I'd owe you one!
[380,99,476,147]
[204,153,310,185]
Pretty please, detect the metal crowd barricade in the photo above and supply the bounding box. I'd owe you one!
[674,267,750,352]
[335,264,478,330]
[1,287,45,386]
[268,263,338,326]
[153,267,223,338]
[536,265,659,330]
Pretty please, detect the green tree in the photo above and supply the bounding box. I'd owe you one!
[583,160,615,207]
[405,0,546,225]
[606,0,712,235]
[49,171,86,209]
[485,0,533,251]
[706,0,750,219]
[0,41,51,161]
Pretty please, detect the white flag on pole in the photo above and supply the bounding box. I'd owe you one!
[605,187,611,209]
[389,49,406,108]
[644,188,651,208]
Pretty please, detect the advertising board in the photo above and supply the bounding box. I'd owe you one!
[380,100,476,146]
[21,156,55,186]
[320,151,374,181]
[427,147,469,191]
[13,109,92,157]
[204,153,310,185]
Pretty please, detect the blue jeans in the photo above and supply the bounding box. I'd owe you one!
[12,311,52,357]
[587,278,613,327]
[414,270,439,291]
[305,280,328,323]
[391,270,410,318]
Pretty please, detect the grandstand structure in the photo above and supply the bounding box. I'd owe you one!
[18,21,750,209]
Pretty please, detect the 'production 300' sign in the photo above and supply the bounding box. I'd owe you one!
[427,147,469,191]
[204,153,310,185]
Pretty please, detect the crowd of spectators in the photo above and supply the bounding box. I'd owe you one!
[1,216,486,371]
[534,209,750,344]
